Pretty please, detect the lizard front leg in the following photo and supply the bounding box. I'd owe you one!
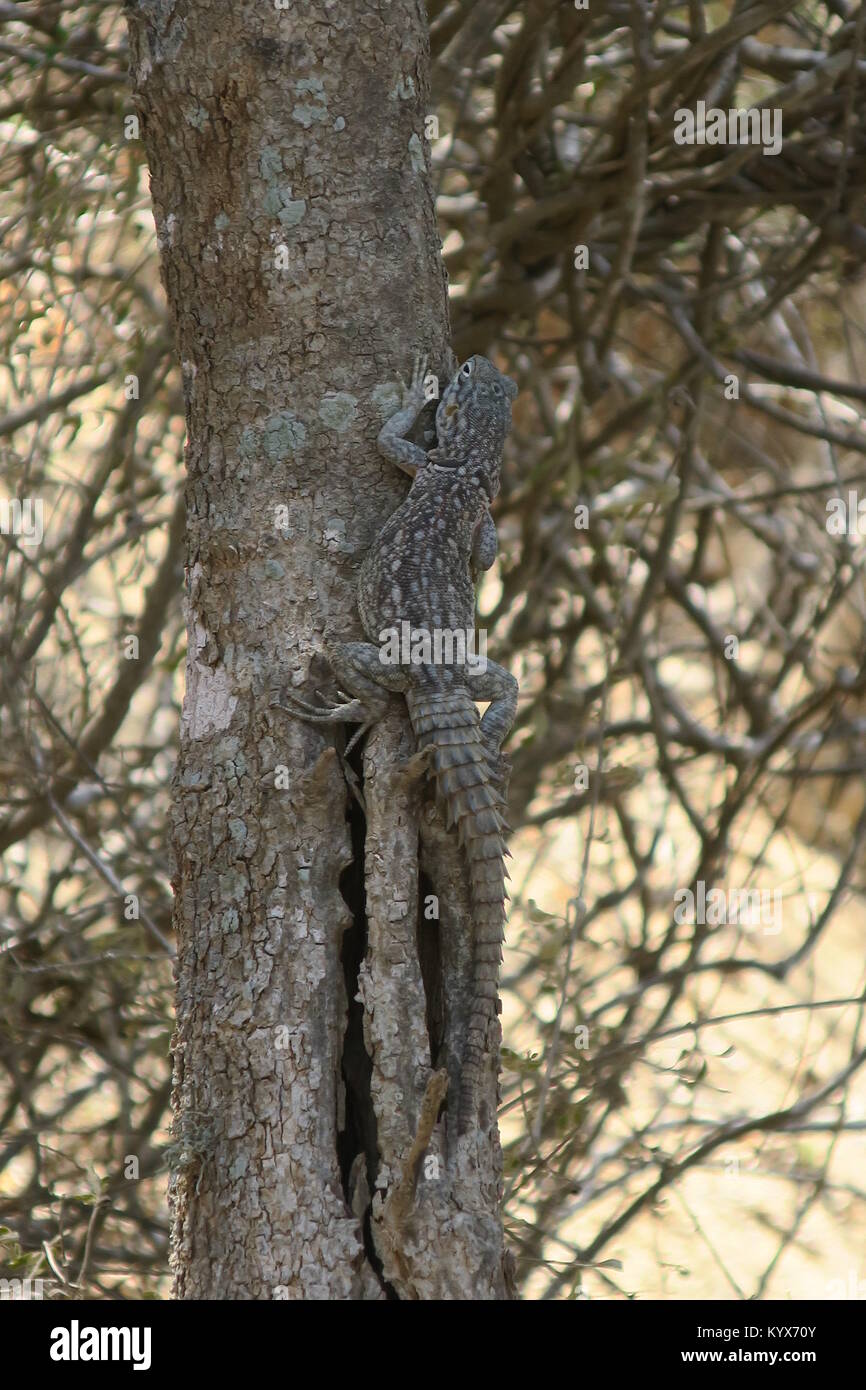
[471,507,498,574]
[377,353,432,477]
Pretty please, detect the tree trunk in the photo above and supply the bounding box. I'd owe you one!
[126,0,509,1299]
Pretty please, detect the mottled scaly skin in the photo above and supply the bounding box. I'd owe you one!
[357,464,478,651]
[287,354,518,1134]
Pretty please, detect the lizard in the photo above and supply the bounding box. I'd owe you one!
[285,353,518,1135]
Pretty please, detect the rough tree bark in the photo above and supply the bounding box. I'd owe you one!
[126,0,510,1299]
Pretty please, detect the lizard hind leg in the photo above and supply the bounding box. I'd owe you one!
[464,659,518,806]
[465,658,518,753]
[280,640,409,755]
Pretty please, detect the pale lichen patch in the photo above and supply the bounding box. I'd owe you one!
[183,658,238,741]
[408,133,426,173]
[372,381,402,418]
[263,410,307,460]
[318,392,358,432]
[292,79,328,128]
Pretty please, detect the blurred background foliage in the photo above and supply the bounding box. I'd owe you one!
[1,0,865,1299]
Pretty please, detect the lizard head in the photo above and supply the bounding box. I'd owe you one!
[434,355,518,496]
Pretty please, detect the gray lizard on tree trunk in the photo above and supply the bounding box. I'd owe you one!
[287,354,518,1134]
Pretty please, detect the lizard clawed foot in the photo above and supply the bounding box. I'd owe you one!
[400,741,435,784]
[398,352,429,411]
[272,691,374,758]
[479,741,511,804]
[275,688,364,722]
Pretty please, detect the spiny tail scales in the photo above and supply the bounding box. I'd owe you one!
[406,685,508,1135]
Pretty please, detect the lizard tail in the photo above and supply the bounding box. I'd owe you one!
[406,685,508,1135]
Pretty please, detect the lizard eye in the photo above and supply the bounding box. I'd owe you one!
[460,361,473,378]
[492,383,503,397]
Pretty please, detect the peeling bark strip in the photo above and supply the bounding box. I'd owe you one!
[126,0,509,1297]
